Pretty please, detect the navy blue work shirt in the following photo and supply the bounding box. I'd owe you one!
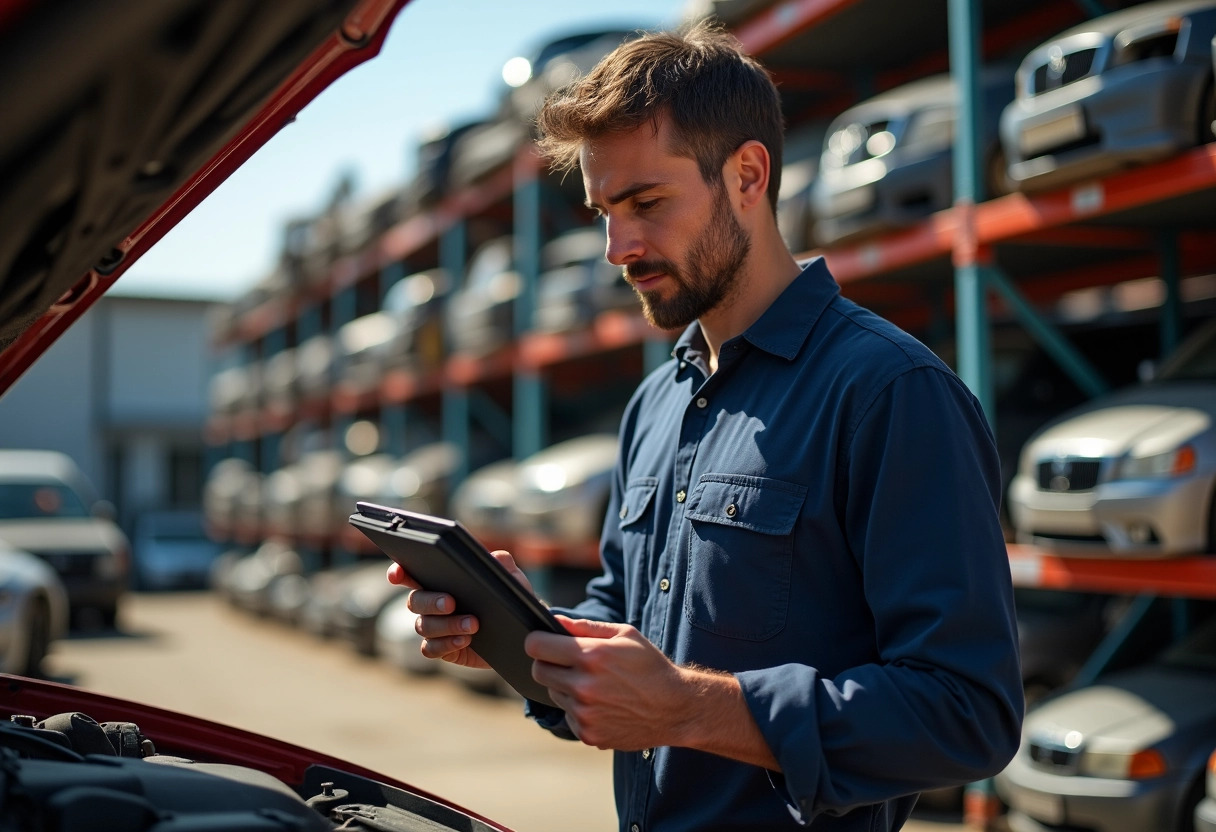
[528,258,1024,831]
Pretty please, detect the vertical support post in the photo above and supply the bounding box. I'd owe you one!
[949,0,994,425]
[441,220,470,483]
[1157,229,1182,359]
[514,150,545,460]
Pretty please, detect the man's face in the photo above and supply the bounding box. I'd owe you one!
[581,120,750,330]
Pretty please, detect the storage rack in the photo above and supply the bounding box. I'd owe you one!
[206,0,1216,595]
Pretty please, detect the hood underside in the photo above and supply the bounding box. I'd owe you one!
[0,0,409,392]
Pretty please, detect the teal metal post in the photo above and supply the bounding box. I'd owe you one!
[441,221,471,482]
[514,160,546,460]
[949,0,994,422]
[1158,229,1182,359]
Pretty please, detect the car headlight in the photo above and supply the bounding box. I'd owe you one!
[1078,748,1168,779]
[1112,444,1196,480]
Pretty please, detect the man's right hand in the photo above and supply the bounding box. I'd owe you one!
[386,550,534,670]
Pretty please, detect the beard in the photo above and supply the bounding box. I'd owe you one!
[623,186,751,331]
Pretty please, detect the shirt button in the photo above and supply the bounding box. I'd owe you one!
[642,748,652,760]
[695,397,708,409]
[675,489,686,503]
[619,506,628,519]
[659,578,670,592]
[679,361,687,370]
[725,503,737,517]
[632,825,640,832]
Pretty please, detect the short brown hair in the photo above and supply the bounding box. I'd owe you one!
[535,20,785,211]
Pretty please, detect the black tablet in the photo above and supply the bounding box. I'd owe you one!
[348,501,568,707]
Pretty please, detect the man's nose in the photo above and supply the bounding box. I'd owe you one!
[604,217,643,266]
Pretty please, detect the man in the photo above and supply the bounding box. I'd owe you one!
[391,20,1024,831]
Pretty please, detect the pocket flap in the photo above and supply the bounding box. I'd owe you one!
[617,477,658,528]
[686,475,805,535]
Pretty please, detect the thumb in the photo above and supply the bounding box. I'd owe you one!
[554,615,630,639]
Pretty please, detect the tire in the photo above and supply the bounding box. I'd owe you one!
[1199,77,1215,147]
[985,146,1011,200]
[19,597,52,678]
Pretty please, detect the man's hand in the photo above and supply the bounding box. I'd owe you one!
[387,550,534,670]
[525,617,779,770]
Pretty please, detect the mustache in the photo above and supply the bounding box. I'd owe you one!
[623,260,679,282]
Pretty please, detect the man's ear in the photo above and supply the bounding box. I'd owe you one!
[726,140,771,211]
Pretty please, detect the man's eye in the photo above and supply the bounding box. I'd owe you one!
[636,199,659,213]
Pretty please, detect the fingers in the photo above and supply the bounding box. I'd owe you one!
[385,562,420,589]
[491,550,534,594]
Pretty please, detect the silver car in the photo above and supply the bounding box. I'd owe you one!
[996,612,1216,832]
[0,450,130,627]
[0,541,68,676]
[811,70,1014,246]
[1001,0,1216,192]
[1196,745,1216,831]
[1008,318,1216,556]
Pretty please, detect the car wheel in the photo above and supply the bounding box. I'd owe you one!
[1199,77,1215,146]
[985,147,1011,200]
[99,604,120,631]
[20,597,52,678]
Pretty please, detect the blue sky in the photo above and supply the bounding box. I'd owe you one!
[115,0,690,301]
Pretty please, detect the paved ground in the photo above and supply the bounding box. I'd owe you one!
[44,591,972,832]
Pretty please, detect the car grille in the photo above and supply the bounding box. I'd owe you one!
[34,552,98,578]
[1029,47,1098,96]
[1036,459,1101,492]
[1028,739,1081,773]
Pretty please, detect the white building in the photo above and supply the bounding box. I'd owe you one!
[0,293,217,533]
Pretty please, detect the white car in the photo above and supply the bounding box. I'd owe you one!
[0,541,69,676]
[1009,319,1216,556]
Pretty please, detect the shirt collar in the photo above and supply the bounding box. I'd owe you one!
[671,256,840,363]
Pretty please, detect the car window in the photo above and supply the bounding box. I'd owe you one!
[0,482,91,519]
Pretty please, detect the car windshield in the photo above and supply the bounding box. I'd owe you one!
[0,482,92,519]
[1157,320,1216,381]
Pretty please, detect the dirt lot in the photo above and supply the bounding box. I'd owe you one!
[44,591,973,832]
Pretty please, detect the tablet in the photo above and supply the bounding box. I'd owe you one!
[348,501,568,707]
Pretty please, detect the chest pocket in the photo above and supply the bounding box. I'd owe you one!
[617,477,658,627]
[684,474,806,641]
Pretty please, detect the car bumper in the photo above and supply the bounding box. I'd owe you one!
[1008,471,1213,555]
[812,151,952,245]
[996,754,1186,831]
[1197,796,1216,832]
[1002,62,1207,191]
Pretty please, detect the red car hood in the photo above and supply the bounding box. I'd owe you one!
[0,672,511,830]
[0,0,409,394]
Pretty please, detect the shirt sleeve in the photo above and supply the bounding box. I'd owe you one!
[736,365,1024,822]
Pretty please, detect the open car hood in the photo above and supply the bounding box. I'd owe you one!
[0,673,512,830]
[0,0,410,394]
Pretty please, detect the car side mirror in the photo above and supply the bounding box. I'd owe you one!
[92,500,117,521]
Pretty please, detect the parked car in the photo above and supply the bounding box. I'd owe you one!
[1197,745,1216,831]
[334,268,450,398]
[224,538,304,619]
[1008,318,1216,556]
[811,69,1014,246]
[1000,0,1216,192]
[449,458,521,555]
[374,590,434,675]
[510,433,618,574]
[445,236,520,356]
[996,609,1216,832]
[331,559,409,656]
[533,225,634,334]
[130,510,222,591]
[0,450,130,627]
[202,457,259,543]
[0,541,69,677]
